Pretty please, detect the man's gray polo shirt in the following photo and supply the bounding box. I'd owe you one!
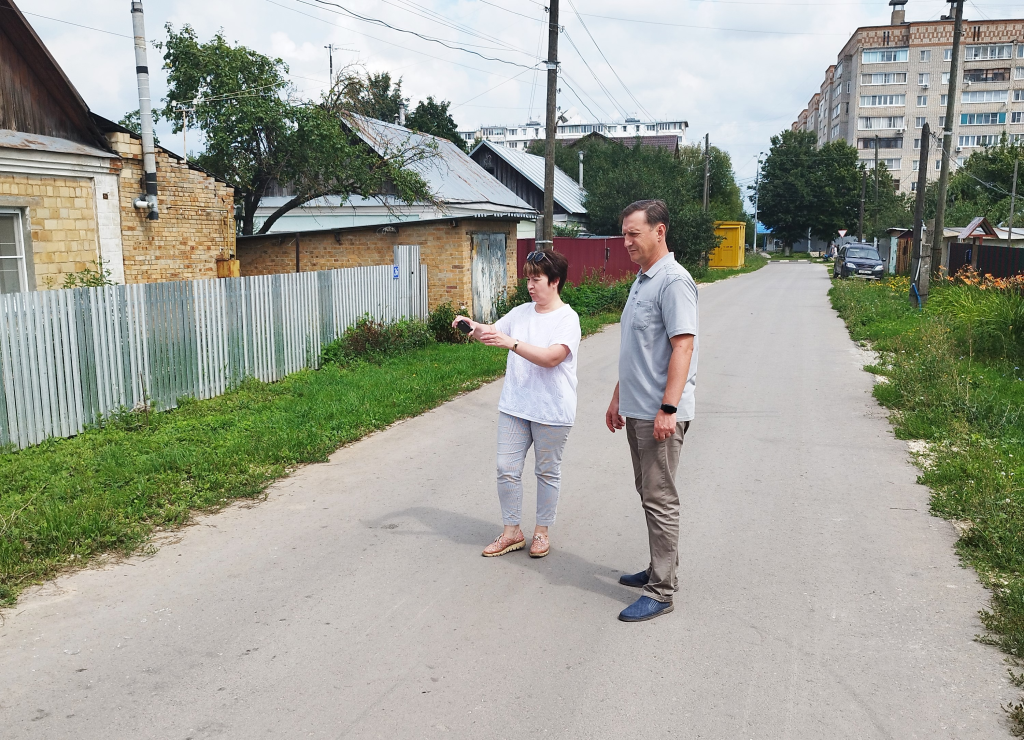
[618,252,698,421]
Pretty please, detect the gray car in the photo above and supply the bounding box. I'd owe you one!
[833,244,885,280]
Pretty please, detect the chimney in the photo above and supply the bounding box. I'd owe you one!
[130,1,159,220]
[890,0,908,25]
[398,102,406,126]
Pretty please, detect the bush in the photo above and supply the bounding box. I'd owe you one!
[494,279,530,319]
[321,316,433,366]
[561,274,632,316]
[427,301,469,344]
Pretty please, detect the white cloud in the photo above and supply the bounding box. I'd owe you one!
[15,0,979,205]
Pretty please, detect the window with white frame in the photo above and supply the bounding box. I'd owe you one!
[862,48,909,63]
[0,211,26,294]
[965,45,1013,60]
[1013,133,1024,143]
[936,160,943,169]
[1014,111,1023,123]
[962,89,1008,103]
[942,72,951,84]
[944,48,952,61]
[858,116,904,129]
[834,82,842,97]
[1015,90,1024,101]
[920,50,931,62]
[912,160,919,171]
[863,158,901,170]
[861,72,907,85]
[961,112,1007,125]
[835,61,844,77]
[918,72,930,85]
[959,134,1000,147]
[860,94,905,107]
[915,116,927,128]
[914,138,921,149]
[1019,45,1024,58]
[917,95,928,106]
[1017,67,1024,80]
[912,181,918,191]
[830,123,840,138]
[831,103,840,119]
[940,115,946,128]
[941,94,948,106]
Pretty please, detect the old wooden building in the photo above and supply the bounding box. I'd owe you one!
[0,0,236,292]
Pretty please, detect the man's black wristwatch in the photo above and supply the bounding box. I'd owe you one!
[660,403,677,415]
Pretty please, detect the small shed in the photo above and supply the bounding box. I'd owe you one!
[709,221,746,269]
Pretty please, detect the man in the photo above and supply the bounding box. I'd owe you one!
[605,199,698,623]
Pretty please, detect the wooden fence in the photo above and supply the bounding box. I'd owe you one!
[0,245,427,450]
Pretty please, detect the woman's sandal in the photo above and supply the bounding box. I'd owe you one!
[529,533,549,558]
[482,531,526,557]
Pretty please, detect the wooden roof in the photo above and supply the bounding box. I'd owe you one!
[0,0,109,150]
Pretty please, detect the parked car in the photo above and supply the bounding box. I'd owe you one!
[833,243,884,280]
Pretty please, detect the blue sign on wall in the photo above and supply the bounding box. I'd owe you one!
[393,265,400,280]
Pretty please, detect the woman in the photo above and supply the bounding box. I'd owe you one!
[453,249,581,559]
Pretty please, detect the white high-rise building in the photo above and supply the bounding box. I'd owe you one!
[793,0,1024,193]
[459,108,688,151]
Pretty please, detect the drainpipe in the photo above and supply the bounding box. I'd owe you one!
[131,1,159,220]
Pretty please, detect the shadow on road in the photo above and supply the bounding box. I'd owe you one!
[365,506,636,605]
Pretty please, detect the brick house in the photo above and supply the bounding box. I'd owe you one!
[0,0,235,293]
[237,216,519,321]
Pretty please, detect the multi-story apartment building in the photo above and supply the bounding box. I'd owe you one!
[459,108,688,151]
[792,0,1024,193]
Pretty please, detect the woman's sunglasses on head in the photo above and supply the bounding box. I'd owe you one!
[526,250,551,265]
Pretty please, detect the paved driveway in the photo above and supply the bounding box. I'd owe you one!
[0,263,1014,738]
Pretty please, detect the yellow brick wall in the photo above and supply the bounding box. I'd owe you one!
[237,219,518,314]
[107,132,236,284]
[0,173,100,288]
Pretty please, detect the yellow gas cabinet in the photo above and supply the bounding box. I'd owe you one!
[709,221,746,269]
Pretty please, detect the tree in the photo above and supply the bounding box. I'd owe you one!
[117,109,161,145]
[862,162,913,241]
[335,70,404,122]
[529,136,727,268]
[925,136,1024,227]
[756,130,863,249]
[405,96,466,152]
[158,27,433,235]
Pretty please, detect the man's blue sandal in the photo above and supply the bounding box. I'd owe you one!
[618,570,650,588]
[618,596,674,622]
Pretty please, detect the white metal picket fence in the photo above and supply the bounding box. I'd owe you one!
[0,245,427,450]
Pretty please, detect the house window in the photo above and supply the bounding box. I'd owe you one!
[944,48,953,61]
[0,212,26,294]
[835,61,844,77]
[962,89,1008,103]
[940,116,946,128]
[959,135,1000,147]
[917,95,928,106]
[936,160,942,170]
[859,137,903,149]
[912,160,919,170]
[964,68,1010,83]
[861,72,907,85]
[965,45,1013,60]
[1019,44,1024,58]
[833,103,841,119]
[919,73,930,86]
[1014,111,1023,123]
[915,117,927,128]
[894,179,900,190]
[941,94,948,106]
[911,181,918,191]
[862,48,908,63]
[961,112,1007,125]
[863,158,902,170]
[860,94,905,106]
[942,72,951,84]
[831,123,840,138]
[921,50,931,62]
[858,116,904,130]
[914,138,921,149]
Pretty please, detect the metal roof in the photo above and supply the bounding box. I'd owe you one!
[345,115,535,214]
[470,139,587,215]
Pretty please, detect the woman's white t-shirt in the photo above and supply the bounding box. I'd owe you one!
[494,302,582,427]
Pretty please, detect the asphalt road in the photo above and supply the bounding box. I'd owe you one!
[0,263,1016,739]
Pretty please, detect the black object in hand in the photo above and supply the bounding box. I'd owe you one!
[456,320,472,334]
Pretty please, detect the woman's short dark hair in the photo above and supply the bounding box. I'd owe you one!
[620,199,670,231]
[524,248,569,294]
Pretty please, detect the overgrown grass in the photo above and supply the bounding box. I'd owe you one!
[0,342,508,606]
[829,276,1024,725]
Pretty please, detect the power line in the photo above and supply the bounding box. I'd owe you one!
[576,12,847,36]
[383,0,535,57]
[561,30,629,119]
[305,0,539,69]
[558,74,602,122]
[452,67,536,109]
[564,0,653,120]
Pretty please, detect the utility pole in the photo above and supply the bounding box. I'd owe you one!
[752,152,764,253]
[540,0,560,249]
[578,149,584,189]
[1008,158,1019,248]
[703,133,711,212]
[325,44,336,86]
[930,0,965,275]
[173,104,194,162]
[911,123,931,306]
[858,168,867,242]
[873,134,880,237]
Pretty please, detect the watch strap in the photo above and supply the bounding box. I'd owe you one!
[660,403,677,415]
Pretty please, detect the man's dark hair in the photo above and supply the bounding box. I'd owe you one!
[524,249,569,294]
[620,199,670,231]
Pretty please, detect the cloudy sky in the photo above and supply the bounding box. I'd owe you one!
[15,0,1023,201]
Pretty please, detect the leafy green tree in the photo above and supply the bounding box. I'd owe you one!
[336,70,404,122]
[527,136,733,268]
[117,109,161,145]
[158,26,433,235]
[405,96,466,152]
[756,130,865,250]
[863,162,913,240]
[922,136,1024,227]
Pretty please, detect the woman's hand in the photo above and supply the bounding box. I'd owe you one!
[451,315,482,339]
[477,326,515,350]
